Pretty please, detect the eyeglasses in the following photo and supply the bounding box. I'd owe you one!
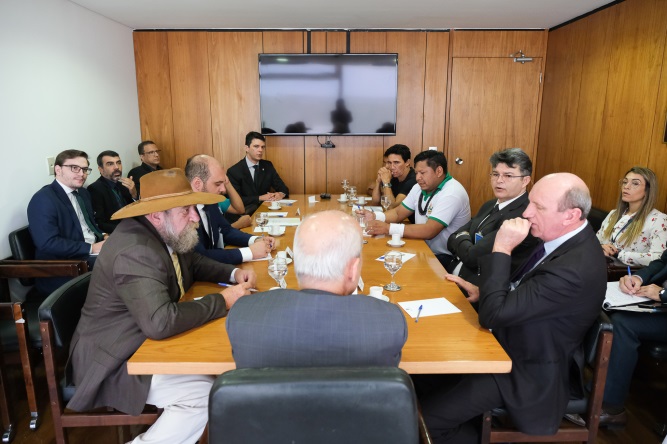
[489,173,528,181]
[61,164,92,174]
[143,150,161,156]
[619,179,644,189]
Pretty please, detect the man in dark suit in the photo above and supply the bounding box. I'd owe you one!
[227,210,407,369]
[27,149,106,296]
[227,131,289,214]
[87,150,136,233]
[127,140,163,198]
[67,168,256,444]
[419,173,607,442]
[185,154,274,265]
[448,148,539,289]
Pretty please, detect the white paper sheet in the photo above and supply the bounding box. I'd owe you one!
[266,212,288,217]
[375,252,416,263]
[276,200,297,205]
[398,297,461,318]
[603,281,650,309]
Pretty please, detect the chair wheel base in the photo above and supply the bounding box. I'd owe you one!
[29,412,40,430]
[2,423,15,443]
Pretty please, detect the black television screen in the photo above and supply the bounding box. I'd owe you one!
[259,54,398,136]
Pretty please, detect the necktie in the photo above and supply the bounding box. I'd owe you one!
[72,191,104,241]
[511,244,546,282]
[253,164,260,187]
[171,252,185,299]
[490,203,500,215]
[112,185,125,208]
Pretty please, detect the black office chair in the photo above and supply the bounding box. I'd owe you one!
[209,366,423,444]
[39,273,160,444]
[481,312,613,444]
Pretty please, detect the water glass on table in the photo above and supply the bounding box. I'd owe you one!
[268,256,288,289]
[383,251,403,291]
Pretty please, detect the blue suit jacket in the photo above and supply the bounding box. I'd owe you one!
[195,204,253,265]
[227,289,408,369]
[27,180,100,295]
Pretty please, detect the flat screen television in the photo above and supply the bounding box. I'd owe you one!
[259,54,398,136]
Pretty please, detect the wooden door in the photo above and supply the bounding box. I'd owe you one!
[448,57,542,212]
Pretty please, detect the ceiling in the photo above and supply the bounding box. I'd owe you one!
[69,0,617,30]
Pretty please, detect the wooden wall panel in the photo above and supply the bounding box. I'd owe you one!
[422,32,449,153]
[133,32,175,169]
[594,0,667,210]
[263,31,306,195]
[386,32,427,152]
[350,32,386,53]
[451,30,547,58]
[208,32,262,172]
[326,137,383,194]
[167,32,213,169]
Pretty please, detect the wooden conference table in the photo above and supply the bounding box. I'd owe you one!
[128,195,511,375]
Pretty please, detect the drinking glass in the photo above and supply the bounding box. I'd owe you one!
[341,179,349,193]
[347,186,357,207]
[380,195,392,212]
[255,212,268,238]
[383,251,403,291]
[268,257,288,288]
[356,213,368,244]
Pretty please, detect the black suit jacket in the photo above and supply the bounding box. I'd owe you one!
[127,163,161,198]
[448,193,539,285]
[195,204,253,265]
[87,176,134,233]
[227,158,289,210]
[477,224,606,435]
[635,249,667,285]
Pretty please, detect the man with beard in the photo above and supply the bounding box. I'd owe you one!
[67,168,256,444]
[370,144,417,218]
[185,154,274,265]
[88,150,137,233]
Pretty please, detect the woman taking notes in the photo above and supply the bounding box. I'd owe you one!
[597,166,667,266]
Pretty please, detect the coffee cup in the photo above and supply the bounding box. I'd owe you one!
[269,225,282,236]
[357,197,366,205]
[340,194,348,202]
[369,286,383,298]
[391,234,401,244]
[269,202,281,209]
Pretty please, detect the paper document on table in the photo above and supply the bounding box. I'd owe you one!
[266,212,288,217]
[399,298,461,318]
[375,252,416,263]
[277,200,297,205]
[268,218,300,226]
[603,281,650,309]
[364,206,383,212]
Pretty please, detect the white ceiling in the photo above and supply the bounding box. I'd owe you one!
[69,0,616,30]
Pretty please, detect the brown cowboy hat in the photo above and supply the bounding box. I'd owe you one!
[111,168,224,220]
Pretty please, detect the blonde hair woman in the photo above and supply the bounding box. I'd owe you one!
[597,167,667,266]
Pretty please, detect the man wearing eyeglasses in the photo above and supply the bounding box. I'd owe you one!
[127,140,163,198]
[27,149,106,296]
[447,148,540,294]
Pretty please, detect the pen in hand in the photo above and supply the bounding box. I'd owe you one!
[415,305,423,323]
[218,283,258,292]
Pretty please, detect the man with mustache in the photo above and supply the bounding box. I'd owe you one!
[67,168,256,444]
[88,150,137,233]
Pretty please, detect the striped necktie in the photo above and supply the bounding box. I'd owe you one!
[171,252,185,299]
[72,190,104,241]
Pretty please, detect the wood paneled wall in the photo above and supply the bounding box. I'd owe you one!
[537,0,667,211]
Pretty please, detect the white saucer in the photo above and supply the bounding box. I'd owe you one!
[271,257,293,265]
[387,240,405,247]
[369,294,390,302]
[337,199,349,203]
[268,206,282,210]
[267,227,286,236]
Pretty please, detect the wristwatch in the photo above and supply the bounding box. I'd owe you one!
[382,182,392,189]
[660,288,666,302]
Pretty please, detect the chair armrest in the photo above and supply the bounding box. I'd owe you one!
[606,257,641,282]
[0,260,89,279]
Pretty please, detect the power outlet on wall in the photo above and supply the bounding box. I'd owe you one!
[429,146,438,151]
[46,156,55,175]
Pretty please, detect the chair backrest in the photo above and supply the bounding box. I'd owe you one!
[38,272,91,349]
[209,366,419,444]
[9,226,36,286]
[586,207,609,234]
[583,311,613,365]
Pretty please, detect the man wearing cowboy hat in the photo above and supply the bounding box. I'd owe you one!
[67,168,256,444]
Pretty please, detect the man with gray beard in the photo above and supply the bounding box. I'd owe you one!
[67,168,256,444]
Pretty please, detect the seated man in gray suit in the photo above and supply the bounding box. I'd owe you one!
[227,210,408,368]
